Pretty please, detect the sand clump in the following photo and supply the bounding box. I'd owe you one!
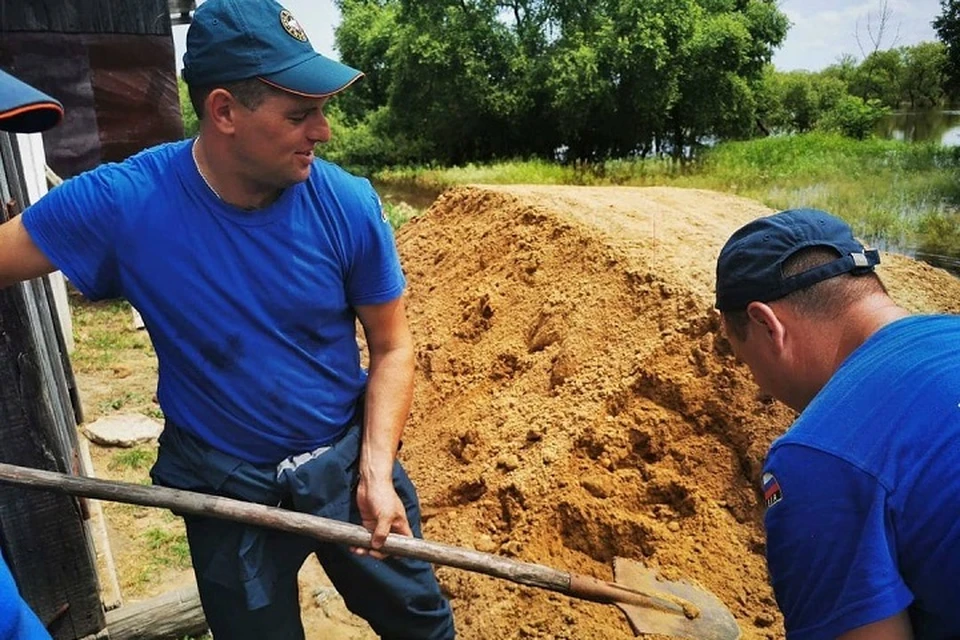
[392,185,960,640]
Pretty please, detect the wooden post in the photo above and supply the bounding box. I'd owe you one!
[0,132,105,638]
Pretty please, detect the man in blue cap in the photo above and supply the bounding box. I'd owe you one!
[0,67,60,640]
[0,1,454,638]
[715,209,960,640]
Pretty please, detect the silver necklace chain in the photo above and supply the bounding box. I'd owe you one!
[192,138,223,201]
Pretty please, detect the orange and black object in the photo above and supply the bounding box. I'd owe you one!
[0,68,63,134]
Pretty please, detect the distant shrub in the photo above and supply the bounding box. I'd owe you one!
[817,96,890,140]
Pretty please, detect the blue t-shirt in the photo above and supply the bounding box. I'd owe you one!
[0,554,50,640]
[763,315,960,640]
[23,140,405,463]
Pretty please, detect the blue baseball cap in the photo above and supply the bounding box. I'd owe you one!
[181,0,363,98]
[0,68,64,133]
[715,208,880,312]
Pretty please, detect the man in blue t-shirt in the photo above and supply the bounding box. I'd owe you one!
[715,208,960,640]
[0,1,454,638]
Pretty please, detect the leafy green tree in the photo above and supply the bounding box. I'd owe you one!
[934,0,960,98]
[548,0,788,159]
[333,0,401,123]
[359,0,555,164]
[822,54,859,87]
[849,48,904,107]
[547,0,696,159]
[754,70,846,134]
[333,0,788,165]
[900,42,947,108]
[754,65,788,133]
[780,73,820,132]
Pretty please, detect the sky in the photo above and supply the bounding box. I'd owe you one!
[772,0,942,71]
[173,0,943,74]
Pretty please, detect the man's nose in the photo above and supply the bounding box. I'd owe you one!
[308,112,331,143]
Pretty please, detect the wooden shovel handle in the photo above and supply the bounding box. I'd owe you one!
[0,462,687,614]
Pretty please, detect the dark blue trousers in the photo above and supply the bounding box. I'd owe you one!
[150,422,455,640]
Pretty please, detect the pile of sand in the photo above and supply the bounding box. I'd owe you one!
[392,186,960,640]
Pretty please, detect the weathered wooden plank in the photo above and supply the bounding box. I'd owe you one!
[4,136,79,459]
[0,132,105,639]
[104,584,207,640]
[78,438,123,612]
[0,0,173,36]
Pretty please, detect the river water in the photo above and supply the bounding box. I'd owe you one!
[875,110,960,145]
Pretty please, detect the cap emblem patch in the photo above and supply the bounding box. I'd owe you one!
[279,9,308,42]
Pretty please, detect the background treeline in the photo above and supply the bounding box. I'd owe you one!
[313,0,955,171]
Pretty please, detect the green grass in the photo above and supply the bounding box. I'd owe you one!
[143,527,191,566]
[143,405,165,420]
[374,133,960,257]
[71,298,154,370]
[132,527,192,588]
[97,391,148,413]
[108,447,157,471]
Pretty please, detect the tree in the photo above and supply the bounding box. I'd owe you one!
[333,0,789,165]
[822,54,859,87]
[333,0,401,123]
[934,0,960,98]
[900,42,947,108]
[757,70,848,134]
[849,48,904,107]
[547,0,697,159]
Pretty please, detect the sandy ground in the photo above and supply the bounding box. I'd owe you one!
[79,185,960,639]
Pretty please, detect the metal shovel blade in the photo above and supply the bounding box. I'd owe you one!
[613,557,741,640]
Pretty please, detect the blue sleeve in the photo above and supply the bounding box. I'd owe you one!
[763,445,913,640]
[0,555,51,640]
[21,165,123,300]
[344,183,405,306]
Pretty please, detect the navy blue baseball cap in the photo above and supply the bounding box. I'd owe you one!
[0,68,63,133]
[182,0,363,98]
[715,208,880,312]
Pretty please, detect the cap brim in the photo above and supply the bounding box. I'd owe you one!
[258,54,364,98]
[0,69,64,133]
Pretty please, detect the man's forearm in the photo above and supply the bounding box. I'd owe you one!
[359,344,414,482]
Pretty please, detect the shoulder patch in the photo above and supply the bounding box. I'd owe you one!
[762,472,783,508]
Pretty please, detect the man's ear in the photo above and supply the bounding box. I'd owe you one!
[205,89,240,135]
[745,301,786,354]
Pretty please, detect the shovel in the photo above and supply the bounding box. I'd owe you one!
[0,462,740,640]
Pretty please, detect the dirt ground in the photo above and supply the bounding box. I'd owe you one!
[76,185,960,640]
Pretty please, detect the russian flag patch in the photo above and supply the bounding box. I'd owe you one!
[762,472,783,508]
